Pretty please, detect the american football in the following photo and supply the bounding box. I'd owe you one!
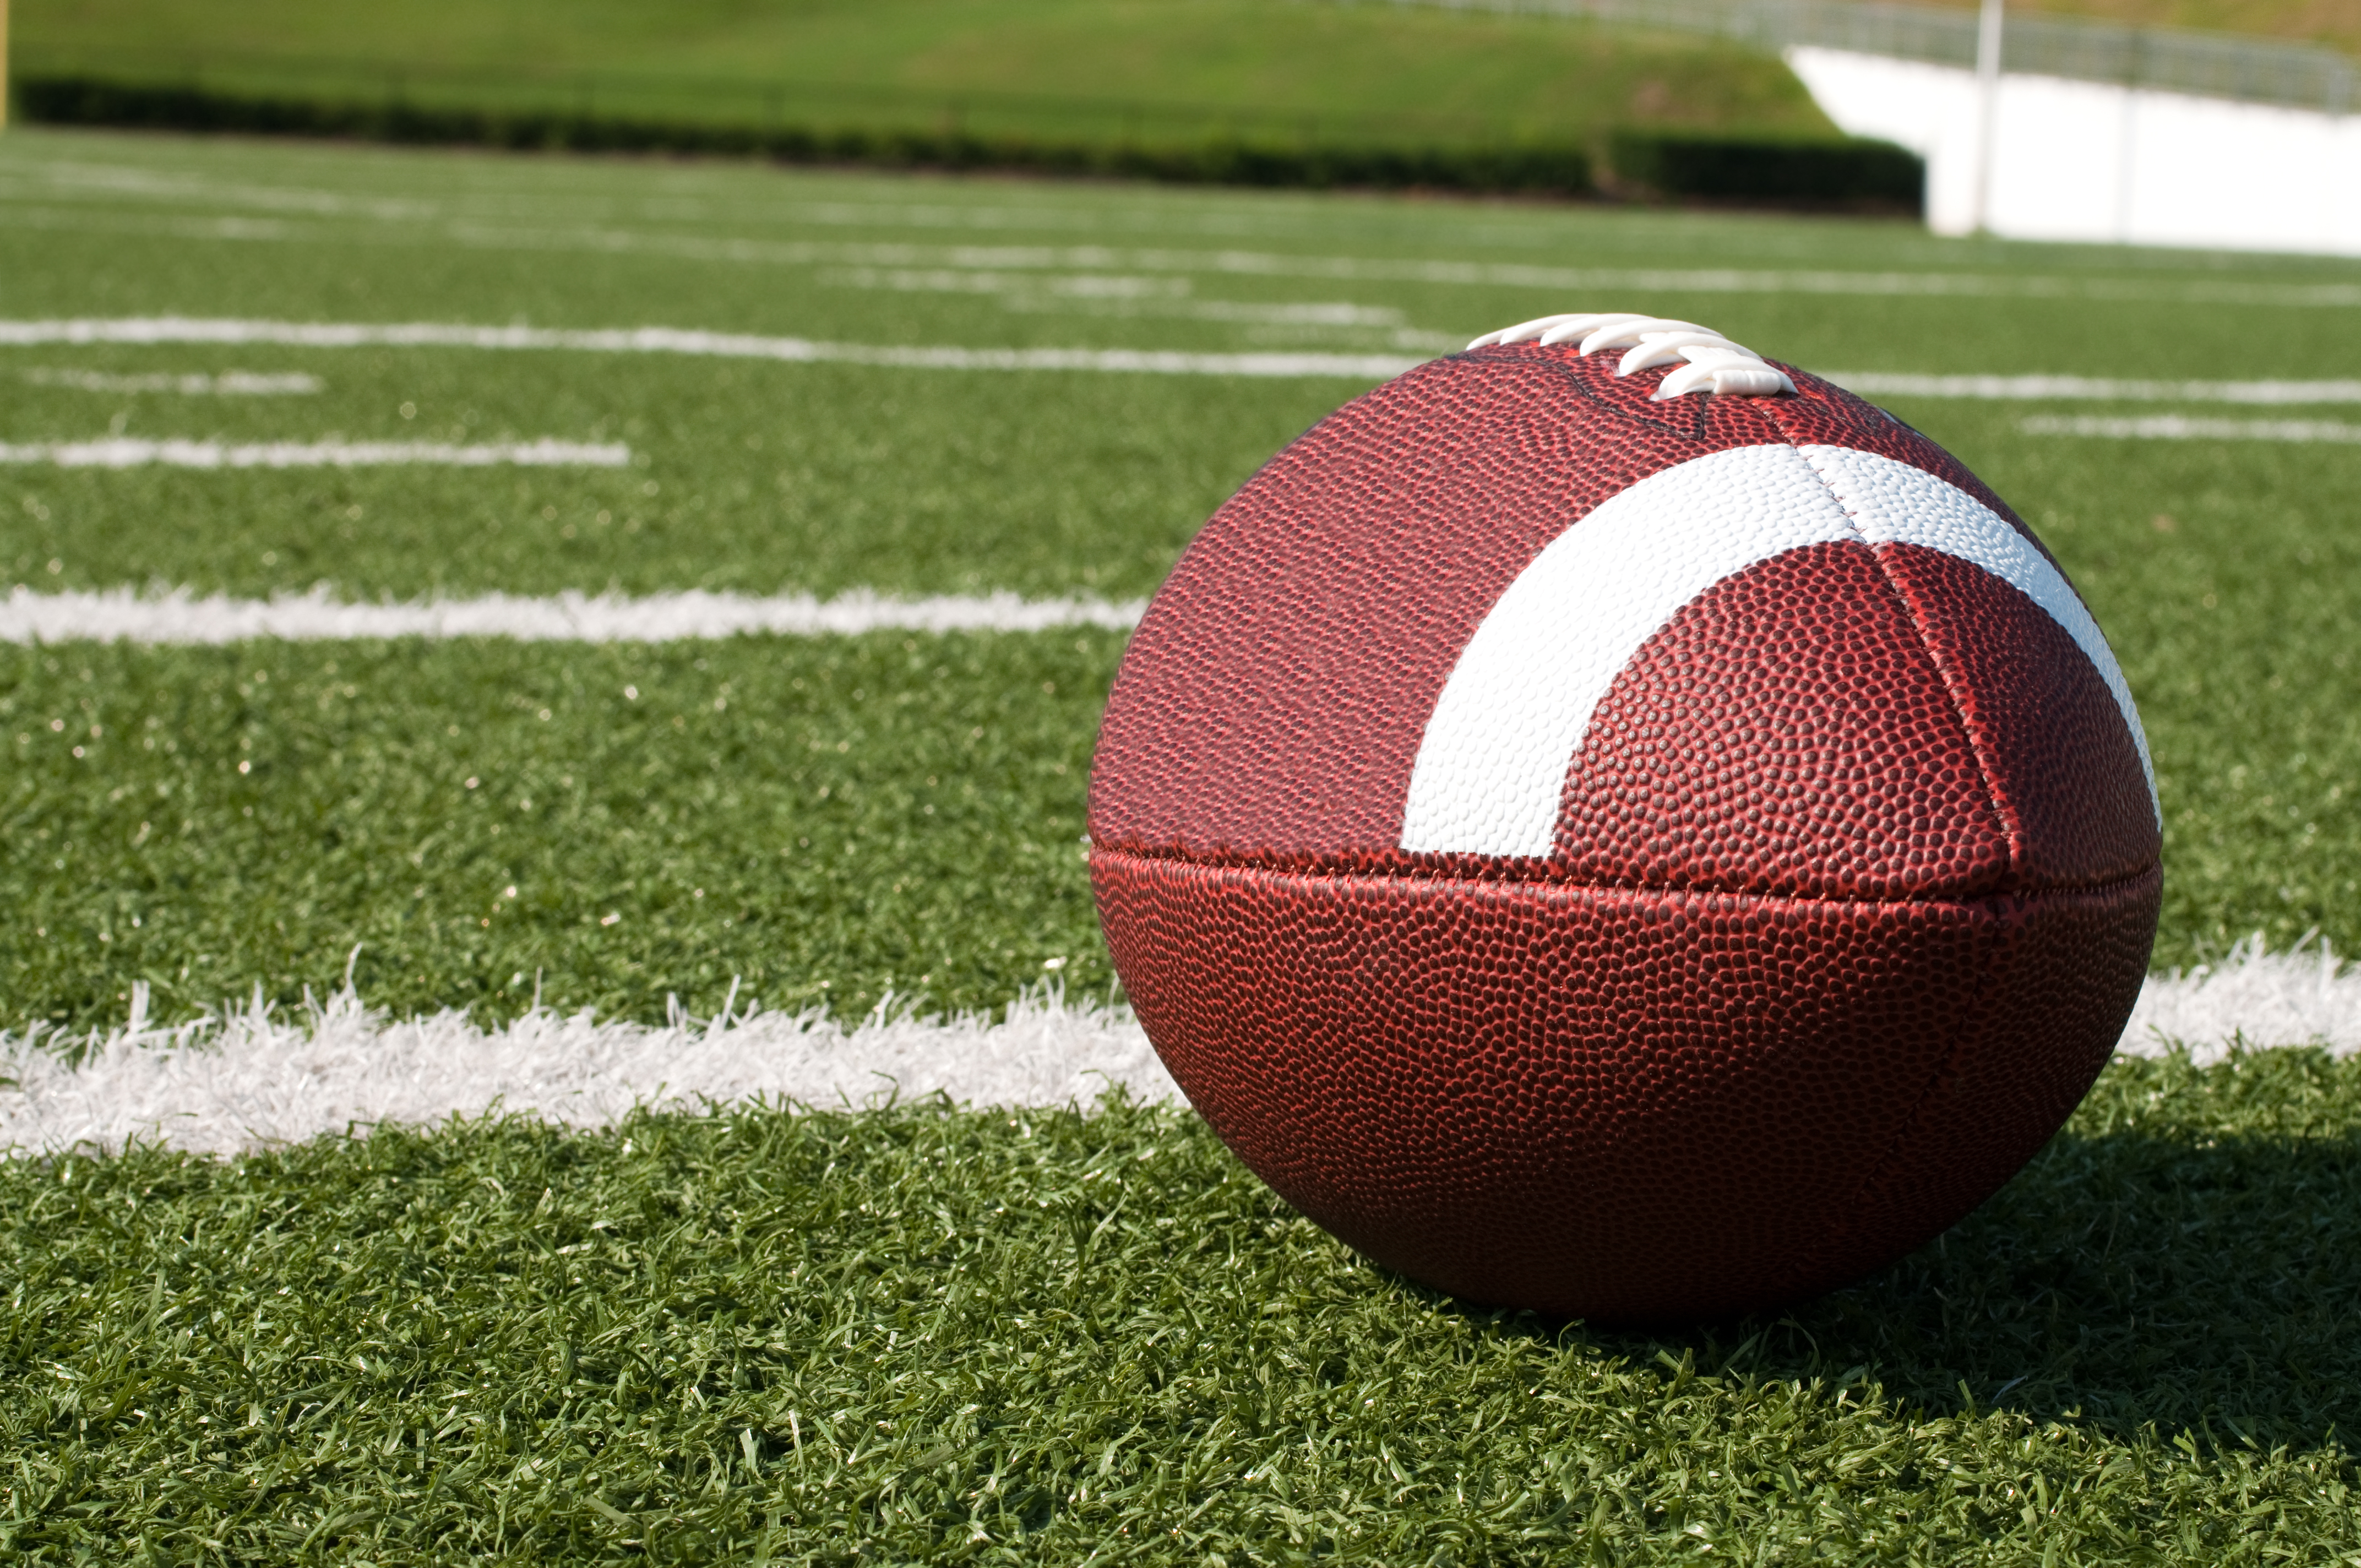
[1090,312,2164,1324]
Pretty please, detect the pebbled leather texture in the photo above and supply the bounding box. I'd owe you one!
[1089,342,2163,1323]
[1096,851,2158,1324]
[1553,542,2009,901]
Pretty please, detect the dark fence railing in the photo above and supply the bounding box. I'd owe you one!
[1385,0,2357,111]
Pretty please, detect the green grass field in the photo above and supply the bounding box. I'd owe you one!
[12,1050,2361,1563]
[6,125,2361,1559]
[17,0,2355,156]
[7,0,1834,148]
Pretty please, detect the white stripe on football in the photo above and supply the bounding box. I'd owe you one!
[1400,443,2156,858]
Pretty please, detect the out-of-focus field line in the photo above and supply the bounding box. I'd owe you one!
[0,437,630,468]
[2021,415,2361,442]
[0,585,1145,641]
[0,317,1423,378]
[1831,373,2361,402]
[8,226,2361,302]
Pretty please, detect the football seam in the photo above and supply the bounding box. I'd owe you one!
[1094,353,2162,1320]
[1087,843,2162,911]
[1745,400,2152,1291]
[1097,357,2153,900]
[1779,366,2077,584]
[1766,401,2027,888]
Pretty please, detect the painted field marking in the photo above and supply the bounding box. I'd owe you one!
[1835,373,2361,404]
[0,586,1146,643]
[12,172,2360,307]
[0,437,630,469]
[0,984,1179,1156]
[22,368,323,395]
[0,318,1423,379]
[2020,415,2361,443]
[822,268,1447,337]
[4,323,2340,401]
[0,937,2347,1155]
[377,228,2361,309]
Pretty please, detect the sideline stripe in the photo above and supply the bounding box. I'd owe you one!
[1832,372,2361,405]
[0,437,630,469]
[0,318,1423,380]
[2021,414,2361,443]
[0,586,1146,643]
[0,938,2347,1155]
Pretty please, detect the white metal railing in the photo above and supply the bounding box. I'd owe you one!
[1380,0,2357,112]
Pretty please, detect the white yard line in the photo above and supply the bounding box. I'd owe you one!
[1832,373,2361,405]
[0,938,2347,1155]
[404,232,2361,309]
[2118,938,2361,1062]
[0,317,1424,379]
[21,368,322,395]
[14,185,2360,307]
[2021,415,2361,443]
[0,437,630,468]
[0,586,1146,643]
[8,151,2361,306]
[4,322,2341,402]
[0,985,1179,1156]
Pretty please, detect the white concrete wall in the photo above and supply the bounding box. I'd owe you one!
[1787,45,2361,256]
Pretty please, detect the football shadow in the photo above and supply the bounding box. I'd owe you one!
[1443,1119,2361,1448]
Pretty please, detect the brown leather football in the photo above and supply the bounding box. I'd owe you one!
[1089,314,2161,1324]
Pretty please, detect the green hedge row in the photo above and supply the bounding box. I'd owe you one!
[1607,127,1922,208]
[14,75,1592,196]
[15,75,1924,213]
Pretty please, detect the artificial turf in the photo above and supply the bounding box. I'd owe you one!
[8,128,2361,1560]
[0,355,1319,603]
[7,1049,2361,1563]
[6,131,2361,990]
[4,550,2359,1035]
[0,630,1122,1033]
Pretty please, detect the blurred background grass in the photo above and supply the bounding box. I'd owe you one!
[9,0,1837,148]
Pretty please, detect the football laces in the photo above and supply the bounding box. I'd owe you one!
[1465,312,1798,400]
